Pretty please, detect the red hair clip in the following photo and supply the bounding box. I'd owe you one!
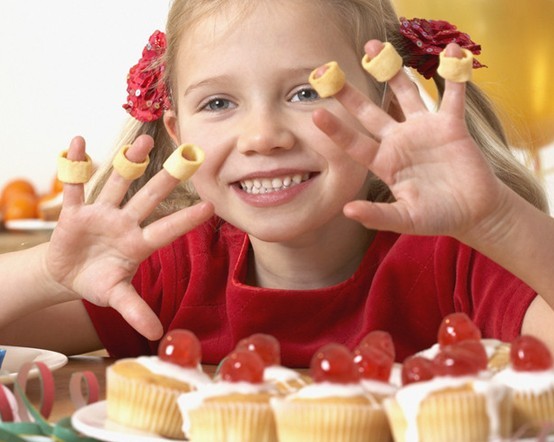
[123,30,171,122]
[399,17,486,79]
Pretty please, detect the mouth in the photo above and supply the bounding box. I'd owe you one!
[238,173,313,194]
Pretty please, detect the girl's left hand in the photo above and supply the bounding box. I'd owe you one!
[313,41,512,242]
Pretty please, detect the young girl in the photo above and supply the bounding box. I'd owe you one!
[1,0,554,367]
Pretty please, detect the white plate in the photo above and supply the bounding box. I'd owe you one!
[0,345,68,384]
[72,401,185,442]
[4,219,57,231]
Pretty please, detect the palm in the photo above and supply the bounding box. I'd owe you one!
[44,135,213,339]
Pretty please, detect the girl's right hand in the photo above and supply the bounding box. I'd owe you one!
[45,135,214,341]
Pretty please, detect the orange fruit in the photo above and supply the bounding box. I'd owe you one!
[51,176,64,195]
[1,179,36,210]
[3,192,39,220]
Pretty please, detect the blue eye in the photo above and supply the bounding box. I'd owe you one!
[203,98,233,111]
[291,87,320,102]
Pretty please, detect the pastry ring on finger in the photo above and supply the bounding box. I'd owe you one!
[112,145,150,181]
[308,61,346,98]
[437,48,474,83]
[163,144,205,181]
[57,150,93,184]
[361,42,403,82]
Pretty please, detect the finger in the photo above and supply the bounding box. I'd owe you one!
[142,201,214,250]
[312,107,380,168]
[122,169,183,223]
[343,200,412,234]
[96,134,155,206]
[108,284,164,341]
[363,40,427,116]
[332,82,395,138]
[62,136,87,207]
[437,43,468,117]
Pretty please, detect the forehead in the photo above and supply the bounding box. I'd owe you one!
[176,1,357,72]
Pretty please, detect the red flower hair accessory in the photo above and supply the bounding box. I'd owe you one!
[399,17,486,79]
[123,30,171,122]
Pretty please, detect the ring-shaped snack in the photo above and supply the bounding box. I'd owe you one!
[361,42,403,83]
[57,150,93,184]
[308,61,346,98]
[163,144,205,181]
[112,145,150,181]
[437,48,474,83]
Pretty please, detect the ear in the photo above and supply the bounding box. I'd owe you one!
[163,109,181,144]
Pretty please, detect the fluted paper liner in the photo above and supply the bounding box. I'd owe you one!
[271,398,391,442]
[106,367,186,439]
[186,399,277,442]
[512,389,554,437]
[384,390,512,442]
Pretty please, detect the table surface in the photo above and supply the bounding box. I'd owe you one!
[0,229,52,254]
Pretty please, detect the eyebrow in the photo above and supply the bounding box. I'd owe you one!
[183,67,318,96]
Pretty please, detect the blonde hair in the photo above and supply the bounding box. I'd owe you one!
[87,0,548,221]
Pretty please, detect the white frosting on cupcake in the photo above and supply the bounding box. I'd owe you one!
[286,382,367,400]
[135,356,211,386]
[493,366,554,394]
[263,365,302,382]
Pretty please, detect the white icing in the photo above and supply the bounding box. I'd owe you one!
[360,378,397,397]
[135,356,211,387]
[393,376,508,442]
[263,365,301,382]
[493,366,554,394]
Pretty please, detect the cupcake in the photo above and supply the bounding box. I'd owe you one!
[178,349,277,442]
[493,334,554,437]
[106,329,210,439]
[236,333,311,394]
[384,314,512,442]
[271,343,391,442]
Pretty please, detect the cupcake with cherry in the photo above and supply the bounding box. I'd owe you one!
[383,313,512,442]
[493,334,554,437]
[106,328,210,439]
[271,343,392,442]
[236,333,311,395]
[178,348,277,442]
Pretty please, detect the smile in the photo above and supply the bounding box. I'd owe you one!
[239,173,311,194]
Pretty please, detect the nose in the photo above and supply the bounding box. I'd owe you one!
[236,109,295,155]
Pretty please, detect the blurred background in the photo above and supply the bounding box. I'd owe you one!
[1,0,554,219]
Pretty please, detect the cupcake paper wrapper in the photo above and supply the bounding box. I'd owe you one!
[384,391,512,442]
[512,389,554,436]
[271,399,391,442]
[106,368,185,439]
[186,400,277,442]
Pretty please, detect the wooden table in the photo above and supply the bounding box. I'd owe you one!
[0,229,52,254]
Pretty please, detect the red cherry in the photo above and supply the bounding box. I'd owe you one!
[401,356,435,385]
[236,333,281,367]
[438,313,481,347]
[358,331,395,361]
[455,340,488,371]
[510,335,553,372]
[158,329,201,368]
[219,350,265,383]
[432,345,481,377]
[310,343,360,384]
[353,345,393,382]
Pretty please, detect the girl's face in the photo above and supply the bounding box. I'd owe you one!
[164,1,378,243]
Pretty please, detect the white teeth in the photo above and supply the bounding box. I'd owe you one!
[240,173,311,194]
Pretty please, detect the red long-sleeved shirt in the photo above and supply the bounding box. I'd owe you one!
[84,218,535,367]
